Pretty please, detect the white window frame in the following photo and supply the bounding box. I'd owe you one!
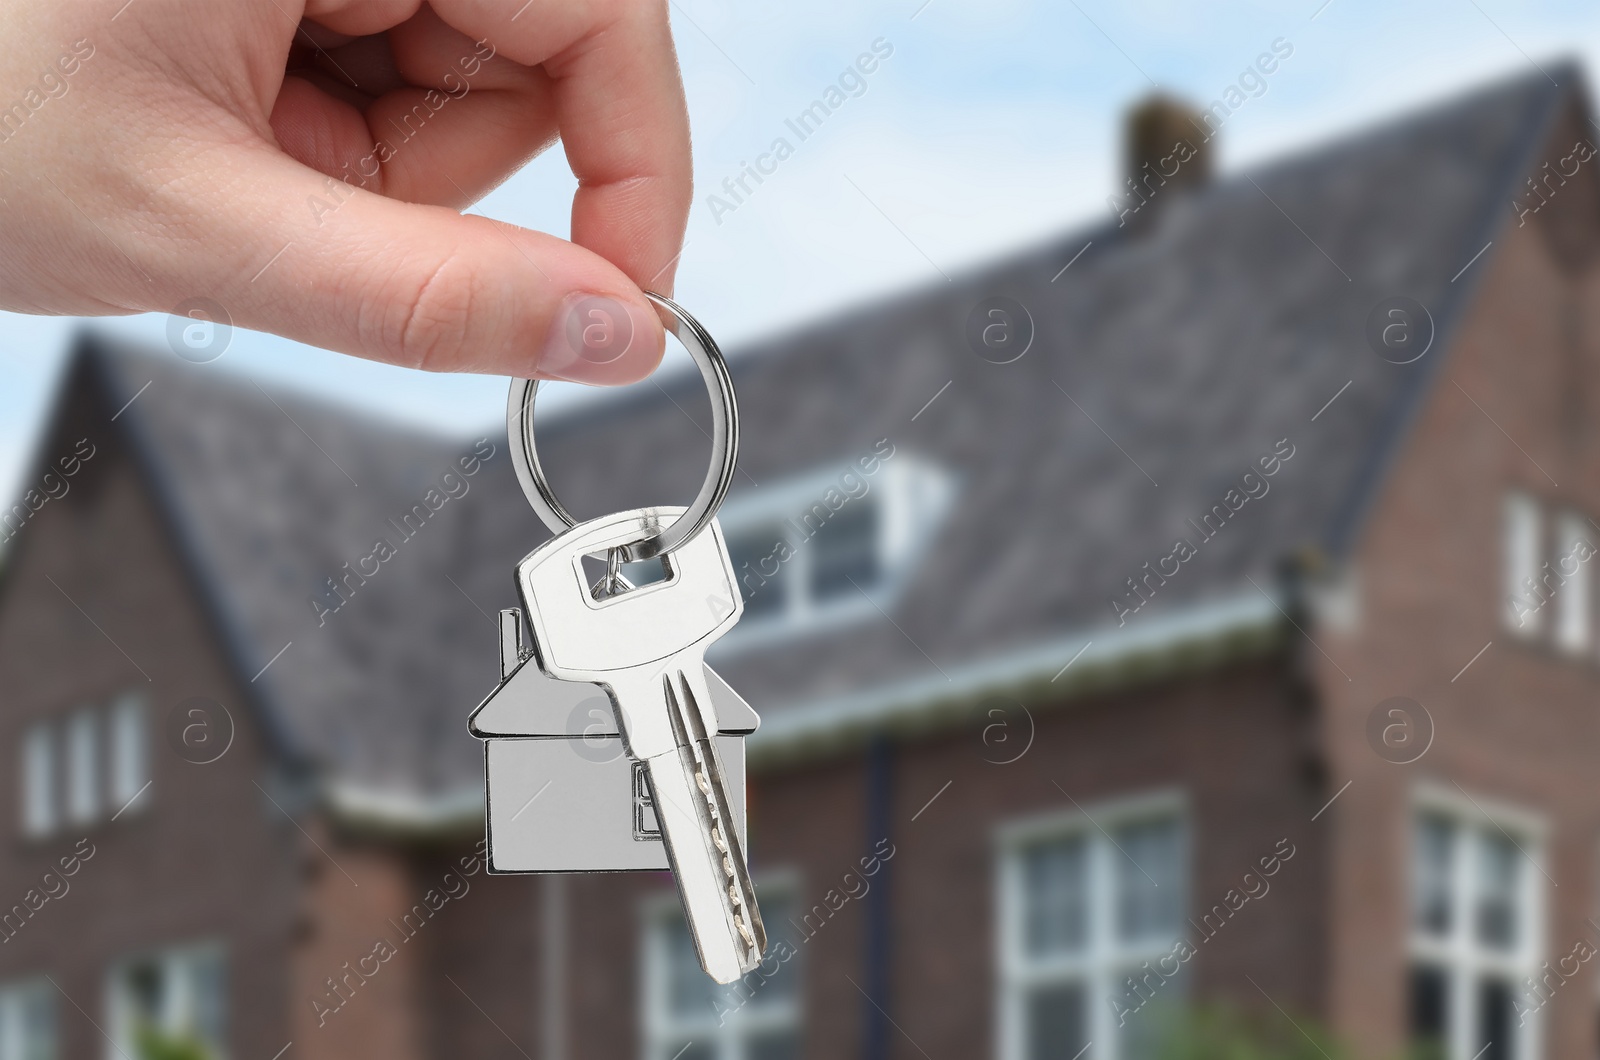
[106,942,227,1060]
[1409,783,1546,1060]
[19,723,56,839]
[712,454,955,653]
[1503,493,1542,636]
[996,789,1188,1060]
[1555,511,1592,655]
[108,693,149,815]
[0,977,56,1060]
[641,874,801,1060]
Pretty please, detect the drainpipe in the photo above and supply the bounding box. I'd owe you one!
[541,874,566,1060]
[863,736,893,1060]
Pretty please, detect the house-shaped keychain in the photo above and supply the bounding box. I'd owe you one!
[469,608,759,873]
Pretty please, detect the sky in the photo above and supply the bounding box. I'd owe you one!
[0,0,1596,498]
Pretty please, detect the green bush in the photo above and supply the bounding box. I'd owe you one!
[1153,1003,1444,1060]
[134,1026,213,1060]
[1154,1004,1345,1060]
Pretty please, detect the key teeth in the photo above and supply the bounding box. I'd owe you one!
[657,671,767,978]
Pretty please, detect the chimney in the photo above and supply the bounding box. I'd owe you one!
[1112,94,1211,230]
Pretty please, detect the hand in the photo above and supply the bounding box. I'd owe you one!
[0,0,692,383]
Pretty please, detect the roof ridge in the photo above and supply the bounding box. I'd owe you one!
[1324,61,1583,555]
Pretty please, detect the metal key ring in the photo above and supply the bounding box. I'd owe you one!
[508,292,739,562]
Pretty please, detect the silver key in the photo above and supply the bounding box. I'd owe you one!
[519,505,765,983]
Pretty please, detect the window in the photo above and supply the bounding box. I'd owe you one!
[713,453,953,645]
[17,693,149,836]
[1409,800,1542,1060]
[726,523,791,620]
[725,501,883,621]
[109,694,149,814]
[20,724,55,839]
[809,503,879,601]
[108,945,226,1060]
[65,710,98,826]
[1504,493,1541,635]
[1556,512,1592,654]
[0,979,56,1060]
[643,889,800,1060]
[999,796,1186,1060]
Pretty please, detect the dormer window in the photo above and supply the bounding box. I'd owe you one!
[810,501,879,601]
[714,446,952,646]
[725,523,790,620]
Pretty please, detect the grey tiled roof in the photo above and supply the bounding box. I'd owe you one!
[77,63,1576,794]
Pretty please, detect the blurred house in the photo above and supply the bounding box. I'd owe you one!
[0,59,1598,1060]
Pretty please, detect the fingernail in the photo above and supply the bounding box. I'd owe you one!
[541,292,659,384]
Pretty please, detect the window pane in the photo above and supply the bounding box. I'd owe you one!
[747,1031,801,1060]
[124,960,165,1028]
[619,557,670,589]
[664,1043,712,1060]
[188,950,227,1050]
[1022,835,1088,956]
[1115,818,1182,941]
[1117,983,1177,1060]
[65,710,98,824]
[1408,964,1448,1053]
[1476,977,1514,1060]
[1413,815,1455,937]
[21,723,55,838]
[1025,981,1088,1060]
[809,502,879,600]
[110,694,148,811]
[1504,493,1541,634]
[1475,834,1520,951]
[726,525,789,618]
[742,897,798,1010]
[19,983,56,1060]
[662,916,718,1020]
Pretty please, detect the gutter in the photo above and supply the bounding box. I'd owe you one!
[320,585,1284,834]
[747,585,1284,767]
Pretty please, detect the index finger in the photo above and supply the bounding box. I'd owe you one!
[424,0,692,293]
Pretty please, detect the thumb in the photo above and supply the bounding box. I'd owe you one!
[163,147,665,382]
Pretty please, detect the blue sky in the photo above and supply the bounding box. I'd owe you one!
[0,0,1595,498]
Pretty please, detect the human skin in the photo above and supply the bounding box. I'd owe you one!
[0,0,691,383]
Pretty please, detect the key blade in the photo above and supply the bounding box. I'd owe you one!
[643,672,766,983]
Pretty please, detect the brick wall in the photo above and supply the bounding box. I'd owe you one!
[1318,106,1600,1058]
[0,361,300,1060]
